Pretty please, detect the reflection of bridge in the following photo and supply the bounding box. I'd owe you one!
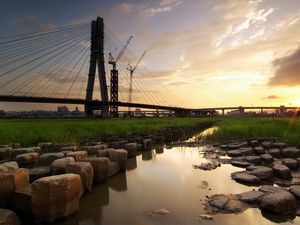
[0,17,190,117]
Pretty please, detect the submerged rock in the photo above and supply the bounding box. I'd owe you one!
[289,185,300,199]
[260,154,274,163]
[258,185,286,193]
[282,147,300,158]
[282,158,298,170]
[268,148,281,158]
[152,208,170,215]
[237,190,264,204]
[272,164,292,179]
[193,160,220,171]
[231,171,261,184]
[260,191,296,214]
[231,161,250,168]
[250,167,273,180]
[199,214,213,221]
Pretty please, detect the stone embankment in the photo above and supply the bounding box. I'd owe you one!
[0,123,210,224]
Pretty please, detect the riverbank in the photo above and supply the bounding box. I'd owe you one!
[206,117,300,147]
[0,118,216,146]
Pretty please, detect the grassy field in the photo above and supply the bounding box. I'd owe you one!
[0,118,216,146]
[207,117,300,146]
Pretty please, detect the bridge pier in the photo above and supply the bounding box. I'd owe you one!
[175,109,192,117]
[85,17,109,117]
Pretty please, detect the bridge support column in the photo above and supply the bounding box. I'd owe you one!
[85,17,109,117]
[222,109,225,116]
[175,109,192,117]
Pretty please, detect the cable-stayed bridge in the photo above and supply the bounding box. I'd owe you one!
[0,17,189,117]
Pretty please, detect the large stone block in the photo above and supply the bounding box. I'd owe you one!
[29,166,51,183]
[81,145,108,155]
[0,161,18,172]
[66,162,94,192]
[16,152,39,167]
[37,142,53,151]
[39,152,64,166]
[66,151,87,161]
[10,185,32,215]
[11,148,35,159]
[108,161,120,177]
[142,139,152,151]
[81,157,109,183]
[32,174,83,223]
[0,208,20,225]
[97,149,110,158]
[0,147,13,160]
[109,149,127,171]
[0,169,29,208]
[51,157,75,175]
[124,143,138,158]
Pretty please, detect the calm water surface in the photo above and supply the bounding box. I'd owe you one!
[54,140,299,225]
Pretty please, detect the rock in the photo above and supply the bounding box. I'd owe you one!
[29,166,51,182]
[249,140,259,147]
[231,171,261,184]
[37,142,53,151]
[0,208,20,225]
[108,161,120,177]
[11,148,35,159]
[51,157,75,175]
[16,152,39,167]
[81,157,109,183]
[273,164,292,179]
[0,161,18,172]
[66,162,94,192]
[109,149,127,171]
[193,161,220,171]
[228,150,243,157]
[0,169,29,208]
[271,142,287,149]
[53,143,71,151]
[110,141,126,149]
[246,165,266,171]
[282,147,300,158]
[208,195,229,209]
[142,139,152,151]
[12,143,21,149]
[66,151,87,161]
[198,180,209,189]
[237,191,264,203]
[261,141,271,149]
[10,185,32,215]
[289,185,300,199]
[60,146,77,151]
[0,147,13,160]
[124,143,138,158]
[268,148,281,158]
[260,191,296,213]
[254,147,265,155]
[260,154,274,163]
[250,167,273,180]
[32,174,83,223]
[81,145,108,155]
[231,160,250,168]
[227,144,241,150]
[199,214,213,221]
[31,146,41,154]
[258,185,286,193]
[40,153,64,166]
[152,208,170,215]
[245,156,261,165]
[282,158,298,170]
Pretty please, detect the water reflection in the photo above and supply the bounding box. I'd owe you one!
[53,144,298,225]
[187,126,219,142]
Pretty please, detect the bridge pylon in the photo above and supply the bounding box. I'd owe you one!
[85,17,109,117]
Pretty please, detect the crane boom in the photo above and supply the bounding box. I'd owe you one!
[131,50,146,72]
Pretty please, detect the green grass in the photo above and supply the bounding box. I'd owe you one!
[207,117,300,146]
[0,118,216,146]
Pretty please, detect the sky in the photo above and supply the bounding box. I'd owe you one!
[0,0,300,110]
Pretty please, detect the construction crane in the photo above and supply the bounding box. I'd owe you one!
[108,35,133,118]
[127,50,146,113]
[108,35,133,69]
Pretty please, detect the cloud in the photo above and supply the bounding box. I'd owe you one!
[14,15,54,31]
[268,47,300,86]
[264,95,280,99]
